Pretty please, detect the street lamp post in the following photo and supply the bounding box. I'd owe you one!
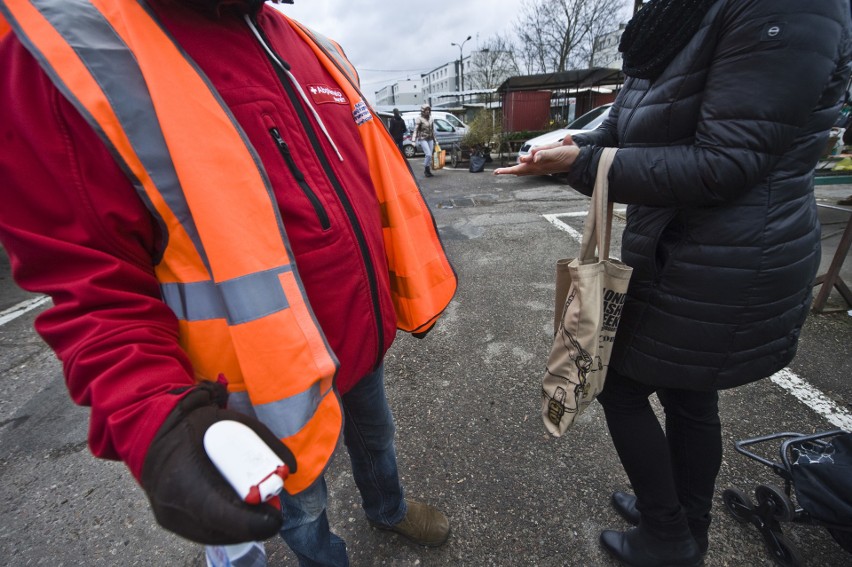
[451,35,471,105]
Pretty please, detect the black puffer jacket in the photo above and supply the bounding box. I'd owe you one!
[568,0,852,390]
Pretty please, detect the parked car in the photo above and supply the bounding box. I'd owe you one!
[516,103,613,162]
[401,117,464,158]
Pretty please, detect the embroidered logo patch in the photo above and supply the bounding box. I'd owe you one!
[353,100,373,126]
[760,22,786,41]
[308,84,348,105]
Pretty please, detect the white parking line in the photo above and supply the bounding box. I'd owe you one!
[543,211,586,241]
[0,295,51,326]
[544,211,627,259]
[771,369,852,431]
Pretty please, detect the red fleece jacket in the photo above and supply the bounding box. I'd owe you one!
[0,1,397,481]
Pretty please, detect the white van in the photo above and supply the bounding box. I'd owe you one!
[401,111,469,136]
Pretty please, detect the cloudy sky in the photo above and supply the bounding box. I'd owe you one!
[275,0,553,101]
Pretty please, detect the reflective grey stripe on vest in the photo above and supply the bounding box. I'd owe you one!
[12,0,210,270]
[161,265,293,324]
[228,383,333,439]
[302,26,358,86]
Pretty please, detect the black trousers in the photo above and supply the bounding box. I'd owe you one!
[597,367,722,542]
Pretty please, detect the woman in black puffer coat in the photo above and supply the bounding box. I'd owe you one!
[497,0,852,565]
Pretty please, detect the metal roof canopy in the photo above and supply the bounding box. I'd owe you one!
[496,67,624,93]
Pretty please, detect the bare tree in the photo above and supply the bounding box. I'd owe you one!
[513,0,625,73]
[513,1,552,74]
[466,33,521,91]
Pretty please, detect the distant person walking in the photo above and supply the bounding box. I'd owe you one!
[413,104,436,177]
[389,108,408,156]
[496,0,852,565]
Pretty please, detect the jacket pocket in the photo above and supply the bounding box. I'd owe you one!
[653,213,685,281]
[269,126,331,231]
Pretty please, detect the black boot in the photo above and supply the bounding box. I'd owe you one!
[424,166,434,177]
[600,525,703,567]
[687,514,711,556]
[611,492,710,554]
[612,491,641,525]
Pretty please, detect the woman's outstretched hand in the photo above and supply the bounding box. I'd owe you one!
[494,136,580,177]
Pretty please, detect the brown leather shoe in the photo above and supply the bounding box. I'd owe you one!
[370,500,450,547]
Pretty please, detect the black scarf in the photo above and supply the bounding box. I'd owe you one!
[619,0,718,80]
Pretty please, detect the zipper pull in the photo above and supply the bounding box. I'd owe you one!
[270,127,288,152]
[270,128,306,182]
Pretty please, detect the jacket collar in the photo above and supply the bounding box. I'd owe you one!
[166,0,291,19]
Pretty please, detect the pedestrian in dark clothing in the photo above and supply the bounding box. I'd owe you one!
[389,108,408,156]
[496,0,852,565]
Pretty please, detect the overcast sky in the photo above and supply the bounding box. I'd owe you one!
[277,0,539,101]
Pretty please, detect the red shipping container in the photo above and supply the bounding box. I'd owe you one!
[574,90,618,118]
[503,90,551,132]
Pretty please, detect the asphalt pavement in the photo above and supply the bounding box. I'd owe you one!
[1,158,850,567]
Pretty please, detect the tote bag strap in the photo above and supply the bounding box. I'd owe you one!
[579,148,618,261]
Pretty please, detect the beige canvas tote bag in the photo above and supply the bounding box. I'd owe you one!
[542,148,633,436]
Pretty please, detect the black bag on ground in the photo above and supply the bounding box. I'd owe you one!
[469,153,486,173]
[790,432,852,527]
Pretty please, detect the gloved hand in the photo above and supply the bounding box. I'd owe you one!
[140,381,297,545]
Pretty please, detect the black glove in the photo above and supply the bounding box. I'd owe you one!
[141,381,297,545]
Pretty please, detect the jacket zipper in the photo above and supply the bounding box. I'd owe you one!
[270,127,331,230]
[251,17,385,368]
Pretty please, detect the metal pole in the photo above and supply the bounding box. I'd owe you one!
[451,35,471,105]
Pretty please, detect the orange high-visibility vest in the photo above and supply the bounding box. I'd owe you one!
[1,0,456,494]
[281,14,457,333]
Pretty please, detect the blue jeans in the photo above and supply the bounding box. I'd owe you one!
[279,364,406,567]
[419,139,434,168]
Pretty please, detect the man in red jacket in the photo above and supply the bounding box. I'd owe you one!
[0,0,455,564]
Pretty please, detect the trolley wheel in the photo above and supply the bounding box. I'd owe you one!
[766,533,803,567]
[755,484,795,523]
[723,487,755,523]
